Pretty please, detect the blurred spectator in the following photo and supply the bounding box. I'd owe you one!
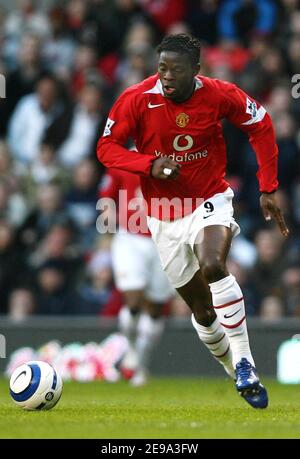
[8,288,35,321]
[185,0,218,45]
[0,221,28,313]
[116,43,156,91]
[23,142,70,202]
[34,259,81,315]
[0,179,28,228]
[249,229,287,310]
[293,183,300,225]
[287,35,300,75]
[109,0,153,52]
[266,85,292,117]
[0,33,43,136]
[28,222,82,288]
[65,0,90,42]
[124,18,155,49]
[236,36,271,97]
[0,141,25,195]
[242,45,287,101]
[217,0,277,44]
[3,0,50,68]
[115,20,157,87]
[259,47,287,97]
[18,183,69,250]
[281,264,300,316]
[203,39,250,77]
[78,249,122,315]
[260,295,285,321]
[274,113,300,195]
[8,73,65,164]
[65,159,100,248]
[42,6,76,79]
[4,0,50,39]
[71,44,103,95]
[290,10,300,35]
[57,83,104,168]
[140,0,186,33]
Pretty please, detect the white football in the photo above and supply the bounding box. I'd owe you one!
[9,361,63,411]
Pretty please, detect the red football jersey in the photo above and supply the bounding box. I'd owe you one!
[97,74,278,220]
[99,168,151,237]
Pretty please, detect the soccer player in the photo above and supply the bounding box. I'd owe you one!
[99,168,173,386]
[97,34,289,408]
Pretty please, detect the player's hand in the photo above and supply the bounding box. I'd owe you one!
[150,157,181,180]
[260,191,289,237]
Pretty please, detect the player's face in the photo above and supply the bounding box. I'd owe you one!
[158,51,200,103]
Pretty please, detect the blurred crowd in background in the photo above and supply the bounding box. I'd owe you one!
[0,0,299,321]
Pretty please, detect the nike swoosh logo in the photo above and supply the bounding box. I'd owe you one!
[224,308,241,319]
[203,214,214,219]
[12,370,27,385]
[148,102,165,109]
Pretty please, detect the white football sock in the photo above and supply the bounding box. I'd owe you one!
[209,274,255,367]
[118,306,140,345]
[191,314,235,378]
[135,313,164,370]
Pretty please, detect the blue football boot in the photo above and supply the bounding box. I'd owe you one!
[235,358,268,409]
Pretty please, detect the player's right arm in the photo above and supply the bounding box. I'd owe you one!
[97,90,154,175]
[97,89,180,180]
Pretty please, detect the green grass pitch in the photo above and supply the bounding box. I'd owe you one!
[0,377,300,439]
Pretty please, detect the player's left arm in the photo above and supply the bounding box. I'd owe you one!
[220,81,289,237]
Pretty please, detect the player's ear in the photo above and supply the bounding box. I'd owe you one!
[194,62,200,76]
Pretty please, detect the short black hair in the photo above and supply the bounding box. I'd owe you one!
[157,33,201,66]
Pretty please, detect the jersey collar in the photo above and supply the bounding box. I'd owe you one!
[144,76,203,96]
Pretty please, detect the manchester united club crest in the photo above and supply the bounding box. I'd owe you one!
[176,113,189,128]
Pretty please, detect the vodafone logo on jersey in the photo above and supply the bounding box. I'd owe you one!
[155,135,208,162]
[173,135,193,151]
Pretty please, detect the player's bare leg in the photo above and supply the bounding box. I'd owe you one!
[193,225,268,408]
[176,270,235,379]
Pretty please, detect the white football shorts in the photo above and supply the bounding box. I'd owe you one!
[146,187,240,289]
[111,232,174,302]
